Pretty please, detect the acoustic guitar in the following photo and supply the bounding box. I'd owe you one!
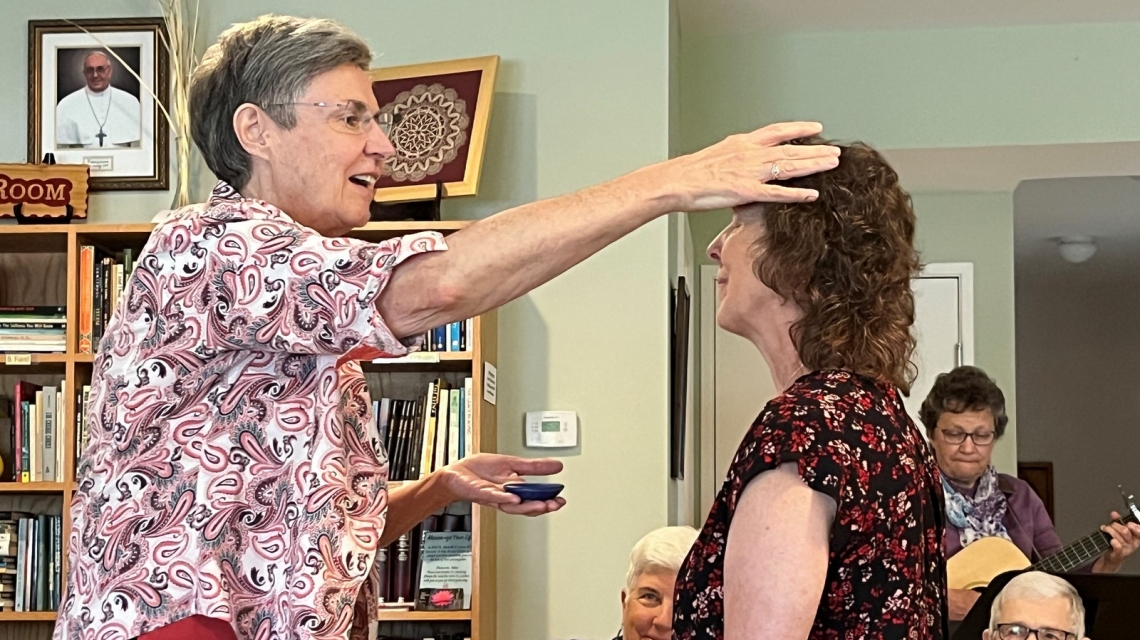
[946,491,1140,590]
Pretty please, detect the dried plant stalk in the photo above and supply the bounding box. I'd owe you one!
[157,0,201,208]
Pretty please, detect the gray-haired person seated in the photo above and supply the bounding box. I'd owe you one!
[984,572,1088,640]
[612,526,699,640]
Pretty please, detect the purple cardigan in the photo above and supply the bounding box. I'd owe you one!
[944,473,1067,565]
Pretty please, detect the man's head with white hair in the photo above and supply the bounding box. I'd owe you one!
[984,572,1087,640]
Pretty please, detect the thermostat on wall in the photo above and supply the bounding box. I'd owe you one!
[525,411,578,448]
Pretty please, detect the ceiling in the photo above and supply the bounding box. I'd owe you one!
[883,142,1140,193]
[1014,176,1140,285]
[678,0,1140,34]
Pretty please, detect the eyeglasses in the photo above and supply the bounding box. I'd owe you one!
[996,623,1077,640]
[938,429,996,446]
[262,100,393,136]
[84,65,111,75]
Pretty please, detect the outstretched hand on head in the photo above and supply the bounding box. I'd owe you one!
[657,121,841,212]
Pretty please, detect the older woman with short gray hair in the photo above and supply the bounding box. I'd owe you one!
[54,13,839,640]
[614,526,699,640]
[984,572,1087,640]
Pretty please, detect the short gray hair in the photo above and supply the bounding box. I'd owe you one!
[989,572,1085,636]
[189,14,372,190]
[624,526,699,592]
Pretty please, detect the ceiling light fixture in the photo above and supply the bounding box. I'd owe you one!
[1056,235,1097,264]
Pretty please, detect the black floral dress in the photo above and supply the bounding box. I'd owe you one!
[673,370,948,639]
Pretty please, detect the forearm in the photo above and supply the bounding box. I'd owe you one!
[378,165,675,338]
[379,472,454,547]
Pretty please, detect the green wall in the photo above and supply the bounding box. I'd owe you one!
[681,24,1140,152]
[1,2,675,638]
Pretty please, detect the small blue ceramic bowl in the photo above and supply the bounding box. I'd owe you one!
[503,482,564,502]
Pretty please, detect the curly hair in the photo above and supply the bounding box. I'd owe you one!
[919,365,1009,438]
[756,137,921,392]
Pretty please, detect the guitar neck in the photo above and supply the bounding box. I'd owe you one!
[1032,512,1139,574]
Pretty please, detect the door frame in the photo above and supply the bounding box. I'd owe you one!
[698,265,718,516]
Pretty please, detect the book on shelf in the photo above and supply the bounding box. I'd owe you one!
[377,503,473,611]
[79,245,135,355]
[376,377,474,483]
[372,319,475,364]
[0,512,62,612]
[0,306,65,354]
[423,319,476,354]
[0,380,67,483]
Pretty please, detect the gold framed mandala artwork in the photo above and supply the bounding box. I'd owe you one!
[369,55,499,203]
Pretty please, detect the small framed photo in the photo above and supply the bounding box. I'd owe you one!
[370,55,499,203]
[28,18,169,191]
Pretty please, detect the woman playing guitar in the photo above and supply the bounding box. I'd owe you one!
[920,366,1140,621]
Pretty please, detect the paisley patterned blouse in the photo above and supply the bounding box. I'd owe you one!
[53,181,447,640]
[673,370,949,640]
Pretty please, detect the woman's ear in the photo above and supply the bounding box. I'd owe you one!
[233,102,272,161]
[620,589,627,608]
[981,631,991,640]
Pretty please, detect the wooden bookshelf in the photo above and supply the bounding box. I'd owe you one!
[0,612,55,622]
[0,221,498,639]
[376,610,473,622]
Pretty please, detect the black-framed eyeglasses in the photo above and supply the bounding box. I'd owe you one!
[938,428,996,446]
[261,99,393,136]
[995,623,1077,640]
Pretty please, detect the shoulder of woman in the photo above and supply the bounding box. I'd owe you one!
[997,473,1046,506]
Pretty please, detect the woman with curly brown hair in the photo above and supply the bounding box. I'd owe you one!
[672,138,949,640]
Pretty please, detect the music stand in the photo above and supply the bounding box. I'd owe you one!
[952,570,1140,640]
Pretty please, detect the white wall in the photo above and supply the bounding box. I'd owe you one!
[1,1,676,637]
[1016,274,1140,570]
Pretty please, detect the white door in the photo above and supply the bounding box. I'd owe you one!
[699,263,973,514]
[905,264,975,430]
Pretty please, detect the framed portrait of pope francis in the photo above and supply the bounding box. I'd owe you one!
[28,18,169,191]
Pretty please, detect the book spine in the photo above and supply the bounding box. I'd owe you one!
[435,389,450,469]
[79,385,91,455]
[30,394,40,483]
[448,322,461,352]
[79,245,94,354]
[36,515,47,610]
[375,543,389,604]
[448,389,461,463]
[464,377,474,456]
[41,388,55,483]
[14,520,25,611]
[392,532,412,603]
[52,516,61,610]
[20,401,31,483]
[418,383,439,479]
[92,254,105,351]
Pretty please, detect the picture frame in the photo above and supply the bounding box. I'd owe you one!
[28,18,169,191]
[670,276,691,480]
[369,55,499,204]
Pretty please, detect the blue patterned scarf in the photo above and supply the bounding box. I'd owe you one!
[941,465,1011,547]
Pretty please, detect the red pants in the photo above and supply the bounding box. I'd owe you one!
[137,616,238,640]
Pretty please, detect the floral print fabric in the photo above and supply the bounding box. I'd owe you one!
[673,370,949,640]
[54,181,447,640]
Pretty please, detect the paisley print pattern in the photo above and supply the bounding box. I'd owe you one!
[673,370,949,640]
[53,182,447,640]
